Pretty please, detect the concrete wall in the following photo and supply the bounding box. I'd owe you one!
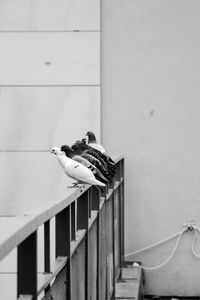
[0,0,100,31]
[0,0,100,214]
[102,0,200,296]
[0,87,100,214]
[0,1,100,299]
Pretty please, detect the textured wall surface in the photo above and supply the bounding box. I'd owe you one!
[102,0,200,296]
[0,33,99,85]
[0,0,100,214]
[0,0,100,31]
[0,87,100,214]
[0,1,100,299]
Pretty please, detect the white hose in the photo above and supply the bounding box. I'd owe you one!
[126,228,186,258]
[191,226,200,258]
[132,229,186,271]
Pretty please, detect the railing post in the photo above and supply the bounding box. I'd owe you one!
[71,201,76,241]
[44,220,50,293]
[89,188,92,218]
[112,189,116,298]
[91,186,101,299]
[55,206,71,299]
[77,190,89,230]
[120,159,125,267]
[44,221,50,273]
[91,186,100,210]
[77,191,89,300]
[17,231,37,300]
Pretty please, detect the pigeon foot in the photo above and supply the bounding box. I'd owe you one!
[68,182,83,188]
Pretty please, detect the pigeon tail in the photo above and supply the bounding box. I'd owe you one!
[85,178,106,187]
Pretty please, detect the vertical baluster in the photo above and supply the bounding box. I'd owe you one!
[88,188,92,218]
[17,231,37,300]
[44,220,50,293]
[77,190,89,230]
[112,190,116,298]
[56,206,71,299]
[120,159,125,267]
[105,190,110,299]
[122,159,125,262]
[91,186,100,299]
[92,186,100,210]
[71,201,76,241]
[77,190,89,300]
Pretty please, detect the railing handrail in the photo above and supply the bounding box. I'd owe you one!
[0,154,124,261]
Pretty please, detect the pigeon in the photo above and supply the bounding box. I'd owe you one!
[74,139,108,169]
[71,140,116,178]
[86,131,106,153]
[82,139,115,168]
[82,137,115,166]
[51,147,106,187]
[73,148,112,181]
[60,145,109,185]
[73,140,107,168]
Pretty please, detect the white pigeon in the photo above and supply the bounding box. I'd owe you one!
[51,147,105,187]
[86,131,106,153]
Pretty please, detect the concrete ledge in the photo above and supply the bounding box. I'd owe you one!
[115,262,144,300]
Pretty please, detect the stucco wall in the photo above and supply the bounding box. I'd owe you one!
[102,0,200,296]
[0,0,100,215]
[0,87,100,214]
[0,1,100,299]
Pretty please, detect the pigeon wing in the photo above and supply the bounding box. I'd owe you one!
[72,155,90,168]
[88,143,106,153]
[63,160,104,185]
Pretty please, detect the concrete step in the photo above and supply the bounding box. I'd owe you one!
[115,261,144,300]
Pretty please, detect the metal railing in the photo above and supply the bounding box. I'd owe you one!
[0,155,124,300]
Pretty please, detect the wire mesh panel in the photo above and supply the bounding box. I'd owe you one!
[106,198,114,298]
[99,203,107,300]
[114,188,121,279]
[88,219,97,299]
[42,265,68,300]
[71,237,86,300]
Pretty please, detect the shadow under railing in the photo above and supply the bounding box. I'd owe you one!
[0,155,124,300]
